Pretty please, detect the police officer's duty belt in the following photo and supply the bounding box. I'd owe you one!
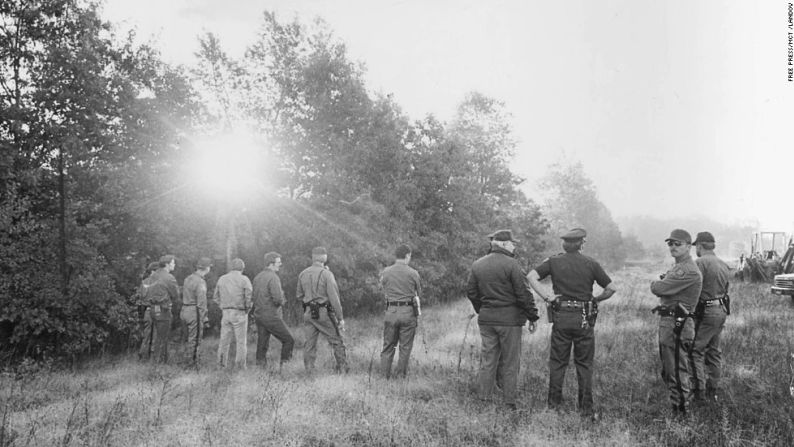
[558,300,587,310]
[386,301,412,307]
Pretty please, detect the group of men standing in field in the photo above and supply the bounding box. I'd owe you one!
[135,225,730,419]
[466,227,730,420]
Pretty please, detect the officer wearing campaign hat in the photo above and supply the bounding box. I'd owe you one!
[650,229,702,417]
[181,257,213,365]
[297,246,348,373]
[467,229,539,410]
[690,231,730,403]
[527,227,616,419]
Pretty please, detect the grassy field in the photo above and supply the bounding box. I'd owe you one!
[2,264,793,446]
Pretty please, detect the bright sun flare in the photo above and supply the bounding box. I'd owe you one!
[192,131,264,197]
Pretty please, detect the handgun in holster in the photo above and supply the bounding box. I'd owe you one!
[722,294,731,316]
[672,303,691,336]
[303,301,322,320]
[585,300,598,328]
[546,302,556,323]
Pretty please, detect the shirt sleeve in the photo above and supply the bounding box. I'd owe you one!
[325,271,344,319]
[466,270,481,313]
[270,275,284,307]
[592,262,612,289]
[243,277,253,311]
[296,274,305,301]
[512,264,539,322]
[651,267,700,296]
[534,259,551,280]
[197,280,208,314]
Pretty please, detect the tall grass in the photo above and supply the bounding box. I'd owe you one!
[1,264,792,446]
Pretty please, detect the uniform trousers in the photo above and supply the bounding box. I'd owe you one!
[256,314,295,366]
[548,309,595,413]
[659,316,695,411]
[477,324,522,406]
[180,305,203,364]
[690,304,727,393]
[138,308,154,360]
[302,308,347,372]
[217,309,248,369]
[150,306,172,363]
[380,306,417,378]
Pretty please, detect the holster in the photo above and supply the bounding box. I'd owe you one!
[672,303,691,336]
[585,300,599,327]
[722,294,731,316]
[303,301,322,320]
[546,302,556,323]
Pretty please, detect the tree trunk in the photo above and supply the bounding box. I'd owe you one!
[58,149,68,295]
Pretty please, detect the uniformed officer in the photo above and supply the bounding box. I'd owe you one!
[297,247,348,373]
[467,229,539,410]
[253,252,295,368]
[380,244,422,379]
[147,255,180,363]
[181,257,212,365]
[650,229,702,417]
[527,228,616,418]
[137,261,161,361]
[690,231,730,403]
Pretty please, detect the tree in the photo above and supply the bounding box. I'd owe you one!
[539,162,625,269]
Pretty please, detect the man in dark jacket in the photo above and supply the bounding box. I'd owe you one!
[467,229,539,410]
[253,252,294,368]
[147,255,180,363]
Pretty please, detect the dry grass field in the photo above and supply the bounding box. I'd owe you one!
[2,264,793,446]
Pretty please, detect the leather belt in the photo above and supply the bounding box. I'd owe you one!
[182,303,197,306]
[387,301,412,307]
[558,300,586,310]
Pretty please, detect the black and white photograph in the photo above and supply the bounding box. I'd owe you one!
[1,1,793,445]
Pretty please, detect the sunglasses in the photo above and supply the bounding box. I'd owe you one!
[666,241,688,247]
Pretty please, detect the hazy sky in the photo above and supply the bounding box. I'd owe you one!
[101,0,794,231]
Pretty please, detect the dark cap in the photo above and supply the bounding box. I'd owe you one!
[311,247,328,256]
[692,231,715,245]
[196,257,213,269]
[487,229,519,243]
[561,228,587,240]
[664,229,692,244]
[146,261,160,272]
[159,254,175,265]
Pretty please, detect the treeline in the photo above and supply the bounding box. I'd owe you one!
[0,1,626,360]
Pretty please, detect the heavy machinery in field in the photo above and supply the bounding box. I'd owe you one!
[739,232,787,282]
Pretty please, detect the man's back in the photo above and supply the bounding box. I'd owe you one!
[216,270,252,310]
[696,253,730,300]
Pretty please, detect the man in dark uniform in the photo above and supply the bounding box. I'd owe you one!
[137,261,161,361]
[181,257,211,365]
[147,255,180,363]
[253,252,295,368]
[690,231,730,403]
[650,229,702,417]
[467,229,539,410]
[527,228,616,418]
[380,244,422,379]
[297,247,348,373]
